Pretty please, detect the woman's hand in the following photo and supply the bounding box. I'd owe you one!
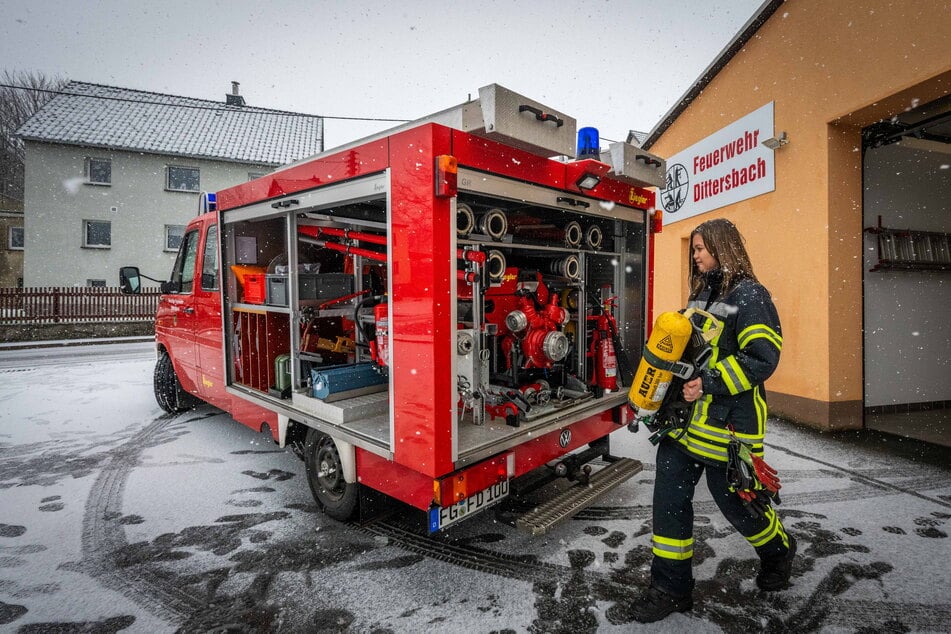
[683,377,704,402]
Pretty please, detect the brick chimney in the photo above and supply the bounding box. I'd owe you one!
[226,81,246,107]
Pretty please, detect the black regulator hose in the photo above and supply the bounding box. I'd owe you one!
[353,294,386,347]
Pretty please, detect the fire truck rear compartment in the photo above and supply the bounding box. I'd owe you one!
[220,171,646,467]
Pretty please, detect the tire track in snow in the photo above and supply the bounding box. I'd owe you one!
[75,411,213,624]
[769,441,951,509]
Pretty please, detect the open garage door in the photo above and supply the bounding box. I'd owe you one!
[862,95,951,446]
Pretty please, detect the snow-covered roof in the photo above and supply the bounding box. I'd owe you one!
[16,81,324,166]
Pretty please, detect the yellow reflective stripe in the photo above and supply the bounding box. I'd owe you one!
[691,417,764,442]
[754,386,767,436]
[691,396,711,423]
[652,535,694,560]
[748,506,780,547]
[738,324,782,351]
[677,432,729,461]
[716,356,751,394]
[688,423,733,443]
[746,506,789,549]
[678,429,762,463]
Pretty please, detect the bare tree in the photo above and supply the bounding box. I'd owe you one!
[0,70,66,206]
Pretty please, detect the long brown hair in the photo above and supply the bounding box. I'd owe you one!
[688,218,758,299]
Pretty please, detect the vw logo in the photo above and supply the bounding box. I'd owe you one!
[661,163,689,214]
[558,429,571,448]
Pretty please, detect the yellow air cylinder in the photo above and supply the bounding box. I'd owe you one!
[628,311,693,422]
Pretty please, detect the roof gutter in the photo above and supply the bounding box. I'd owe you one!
[642,0,785,151]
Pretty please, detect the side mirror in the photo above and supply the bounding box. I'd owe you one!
[119,266,141,294]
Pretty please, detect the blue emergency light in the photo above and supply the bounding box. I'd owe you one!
[576,127,600,160]
[199,191,217,215]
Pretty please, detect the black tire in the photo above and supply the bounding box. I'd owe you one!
[153,352,194,413]
[304,428,359,521]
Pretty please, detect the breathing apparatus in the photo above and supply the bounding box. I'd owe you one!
[626,308,721,443]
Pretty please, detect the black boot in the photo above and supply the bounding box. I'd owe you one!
[627,584,693,623]
[756,535,797,591]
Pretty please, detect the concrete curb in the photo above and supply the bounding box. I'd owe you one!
[0,336,155,351]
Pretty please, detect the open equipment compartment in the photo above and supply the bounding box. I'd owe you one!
[220,173,394,452]
[452,168,646,466]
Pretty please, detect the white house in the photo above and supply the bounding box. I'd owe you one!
[16,81,324,287]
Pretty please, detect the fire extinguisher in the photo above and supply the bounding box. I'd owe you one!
[591,297,619,392]
[596,317,618,391]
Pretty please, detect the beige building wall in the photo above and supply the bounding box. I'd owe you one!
[647,0,951,430]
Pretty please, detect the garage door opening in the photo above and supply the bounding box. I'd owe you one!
[861,94,951,447]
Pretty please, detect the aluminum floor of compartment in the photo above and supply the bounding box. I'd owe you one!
[291,390,390,446]
[456,392,627,466]
[289,389,627,464]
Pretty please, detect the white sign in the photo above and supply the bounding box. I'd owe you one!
[659,102,776,224]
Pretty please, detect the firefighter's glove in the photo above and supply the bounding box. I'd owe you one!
[750,454,782,496]
[727,438,781,517]
[736,488,773,519]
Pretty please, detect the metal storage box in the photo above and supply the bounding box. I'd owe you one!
[602,142,667,189]
[266,273,353,306]
[427,84,577,158]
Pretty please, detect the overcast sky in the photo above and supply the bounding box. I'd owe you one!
[2,0,765,149]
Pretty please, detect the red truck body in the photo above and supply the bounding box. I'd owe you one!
[137,86,665,533]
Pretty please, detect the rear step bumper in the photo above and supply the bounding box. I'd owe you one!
[514,457,643,535]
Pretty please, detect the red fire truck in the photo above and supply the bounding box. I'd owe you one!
[121,85,666,534]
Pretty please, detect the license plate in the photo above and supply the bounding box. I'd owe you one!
[429,479,510,532]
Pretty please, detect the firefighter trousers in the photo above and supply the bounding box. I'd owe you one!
[649,439,791,597]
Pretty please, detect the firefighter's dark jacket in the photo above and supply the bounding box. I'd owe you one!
[676,270,782,465]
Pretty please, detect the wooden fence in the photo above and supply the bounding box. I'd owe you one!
[0,286,161,324]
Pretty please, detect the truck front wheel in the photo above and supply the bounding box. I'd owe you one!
[304,429,359,521]
[153,352,193,413]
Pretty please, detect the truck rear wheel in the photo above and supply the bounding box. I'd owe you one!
[304,429,359,521]
[153,352,193,413]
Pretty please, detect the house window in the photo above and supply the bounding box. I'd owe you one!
[167,166,200,192]
[87,279,107,287]
[8,226,24,250]
[165,224,185,251]
[83,220,111,248]
[85,157,112,185]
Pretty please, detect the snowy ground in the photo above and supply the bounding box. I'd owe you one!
[1,343,949,633]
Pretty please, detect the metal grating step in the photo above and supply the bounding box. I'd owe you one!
[515,457,643,535]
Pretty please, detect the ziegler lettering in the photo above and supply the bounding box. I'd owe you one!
[628,189,648,206]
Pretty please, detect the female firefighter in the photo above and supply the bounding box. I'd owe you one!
[626,218,794,623]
